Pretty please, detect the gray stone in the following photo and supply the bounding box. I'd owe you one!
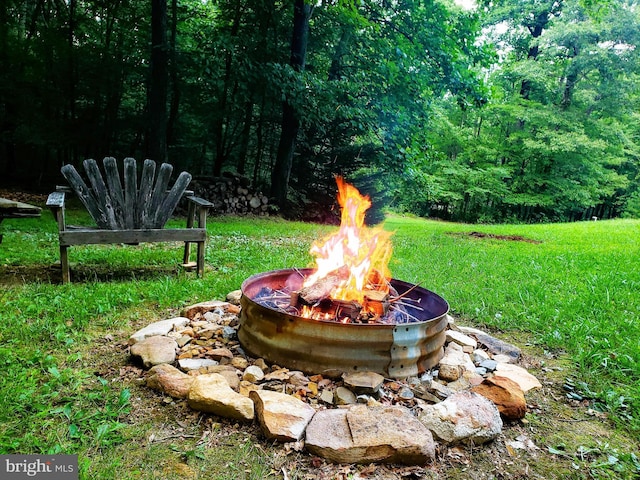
[430,381,453,399]
[305,405,435,465]
[480,359,498,372]
[249,390,316,442]
[474,333,521,361]
[471,349,491,365]
[418,391,502,445]
[398,387,414,400]
[187,373,254,421]
[130,335,177,368]
[221,326,237,340]
[202,311,221,323]
[129,317,190,345]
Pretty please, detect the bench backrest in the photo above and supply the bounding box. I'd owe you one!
[61,157,192,230]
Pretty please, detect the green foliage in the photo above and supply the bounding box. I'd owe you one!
[622,190,640,218]
[1,0,639,223]
[394,0,640,223]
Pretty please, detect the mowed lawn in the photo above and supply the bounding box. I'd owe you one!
[0,211,638,477]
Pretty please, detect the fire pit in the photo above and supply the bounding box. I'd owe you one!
[238,268,449,378]
[239,177,450,379]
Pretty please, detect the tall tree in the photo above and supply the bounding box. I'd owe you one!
[271,0,311,208]
[148,0,169,163]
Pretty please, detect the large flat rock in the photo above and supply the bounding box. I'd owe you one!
[305,405,435,465]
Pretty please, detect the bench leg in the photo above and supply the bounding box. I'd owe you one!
[196,240,205,277]
[183,201,196,265]
[60,245,70,283]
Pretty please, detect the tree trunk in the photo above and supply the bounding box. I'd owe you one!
[166,0,180,147]
[519,9,550,99]
[212,4,243,176]
[328,26,352,81]
[237,102,253,175]
[271,0,311,208]
[147,0,168,163]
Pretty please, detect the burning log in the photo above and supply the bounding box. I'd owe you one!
[363,290,390,317]
[291,265,350,306]
[288,266,400,323]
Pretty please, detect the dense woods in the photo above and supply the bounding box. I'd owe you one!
[0,0,638,222]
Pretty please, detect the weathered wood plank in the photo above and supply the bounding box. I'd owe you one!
[0,198,18,209]
[61,164,110,229]
[0,198,42,215]
[83,158,119,229]
[137,159,157,228]
[59,228,207,246]
[103,157,126,229]
[145,163,173,228]
[155,171,192,228]
[123,157,137,230]
[186,196,214,208]
[46,192,65,208]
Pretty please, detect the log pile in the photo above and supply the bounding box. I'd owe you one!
[190,173,271,216]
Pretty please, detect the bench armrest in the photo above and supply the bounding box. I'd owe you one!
[186,196,214,208]
[47,191,66,209]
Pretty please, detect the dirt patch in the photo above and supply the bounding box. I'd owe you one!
[450,231,542,244]
[0,264,185,285]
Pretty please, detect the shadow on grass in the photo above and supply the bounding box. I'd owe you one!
[0,263,190,285]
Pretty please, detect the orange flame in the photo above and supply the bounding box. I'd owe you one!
[303,177,392,304]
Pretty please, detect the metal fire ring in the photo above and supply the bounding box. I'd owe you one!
[238,268,449,379]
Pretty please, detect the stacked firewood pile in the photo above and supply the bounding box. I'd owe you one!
[189,173,271,216]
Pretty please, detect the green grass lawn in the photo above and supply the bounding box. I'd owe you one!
[0,211,638,478]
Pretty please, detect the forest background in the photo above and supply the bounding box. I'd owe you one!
[1,0,639,224]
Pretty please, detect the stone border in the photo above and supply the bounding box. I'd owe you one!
[128,294,541,465]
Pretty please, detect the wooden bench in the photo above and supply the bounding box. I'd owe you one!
[47,157,213,283]
[0,197,42,244]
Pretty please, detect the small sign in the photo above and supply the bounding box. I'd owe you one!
[0,455,78,480]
